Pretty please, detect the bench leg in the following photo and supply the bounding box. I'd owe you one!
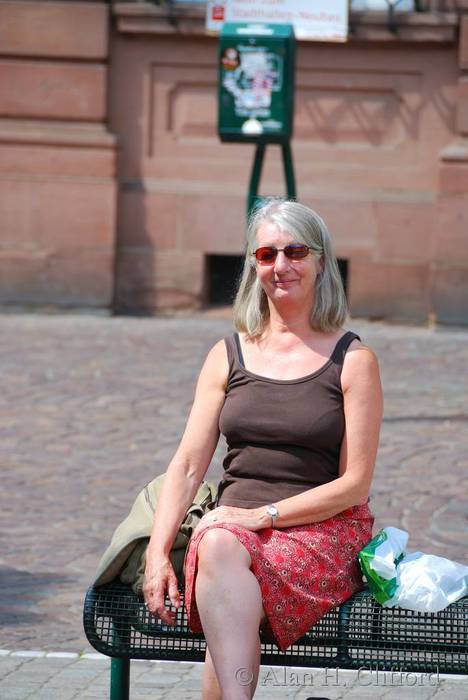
[110,658,130,700]
[335,600,352,665]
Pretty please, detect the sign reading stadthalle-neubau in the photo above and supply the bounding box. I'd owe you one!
[207,0,349,42]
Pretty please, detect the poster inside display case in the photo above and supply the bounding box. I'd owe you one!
[218,23,295,143]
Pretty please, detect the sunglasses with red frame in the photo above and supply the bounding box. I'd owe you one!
[252,244,313,265]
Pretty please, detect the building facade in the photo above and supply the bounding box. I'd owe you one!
[1,1,468,324]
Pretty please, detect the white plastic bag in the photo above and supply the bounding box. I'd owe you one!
[384,552,468,613]
[368,526,407,580]
[359,527,468,613]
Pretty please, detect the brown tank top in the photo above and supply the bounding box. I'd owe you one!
[216,331,361,508]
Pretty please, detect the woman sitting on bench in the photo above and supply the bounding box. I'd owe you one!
[142,199,383,699]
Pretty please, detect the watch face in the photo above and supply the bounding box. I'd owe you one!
[267,505,278,517]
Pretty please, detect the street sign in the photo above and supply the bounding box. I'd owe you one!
[207,0,349,42]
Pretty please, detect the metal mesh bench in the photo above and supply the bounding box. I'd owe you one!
[83,581,468,699]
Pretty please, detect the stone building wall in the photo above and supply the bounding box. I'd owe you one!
[110,4,468,323]
[0,1,117,308]
[1,2,467,324]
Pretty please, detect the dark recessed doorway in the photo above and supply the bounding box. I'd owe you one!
[206,254,245,306]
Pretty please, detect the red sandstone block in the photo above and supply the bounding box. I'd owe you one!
[433,195,468,265]
[0,2,108,59]
[459,16,468,71]
[0,61,106,120]
[0,142,115,179]
[155,250,204,295]
[118,191,178,248]
[438,161,468,194]
[297,199,377,257]
[373,201,434,264]
[178,195,245,253]
[0,179,116,252]
[154,289,201,310]
[0,250,114,307]
[0,120,116,179]
[456,77,468,136]
[348,259,430,322]
[0,117,116,146]
[430,267,468,325]
[114,248,204,312]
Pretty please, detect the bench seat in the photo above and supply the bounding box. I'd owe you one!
[83,581,468,674]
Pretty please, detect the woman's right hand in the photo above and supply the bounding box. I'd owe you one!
[143,555,180,626]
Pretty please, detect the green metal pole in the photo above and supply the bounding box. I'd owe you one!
[110,658,130,700]
[110,611,131,700]
[247,142,266,218]
[281,142,296,199]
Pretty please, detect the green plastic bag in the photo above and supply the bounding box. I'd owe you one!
[358,527,407,605]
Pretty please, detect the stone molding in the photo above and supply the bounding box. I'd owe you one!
[0,119,116,150]
[0,1,109,59]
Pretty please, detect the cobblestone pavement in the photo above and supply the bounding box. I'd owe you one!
[0,653,467,700]
[1,312,467,698]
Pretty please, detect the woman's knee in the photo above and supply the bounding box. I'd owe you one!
[196,528,268,622]
[197,527,251,575]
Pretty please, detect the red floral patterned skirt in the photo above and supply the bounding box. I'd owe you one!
[183,503,374,652]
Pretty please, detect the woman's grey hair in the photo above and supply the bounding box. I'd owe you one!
[233,198,348,337]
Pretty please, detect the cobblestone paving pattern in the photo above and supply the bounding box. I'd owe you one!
[0,312,467,698]
[0,654,466,700]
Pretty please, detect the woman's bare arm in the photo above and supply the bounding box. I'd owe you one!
[143,339,228,620]
[147,340,227,554]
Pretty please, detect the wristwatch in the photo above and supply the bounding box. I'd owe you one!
[266,504,279,528]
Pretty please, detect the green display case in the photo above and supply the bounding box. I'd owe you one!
[218,22,295,144]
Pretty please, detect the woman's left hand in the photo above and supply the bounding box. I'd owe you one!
[192,505,269,536]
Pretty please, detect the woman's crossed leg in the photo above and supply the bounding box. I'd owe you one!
[195,528,267,700]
